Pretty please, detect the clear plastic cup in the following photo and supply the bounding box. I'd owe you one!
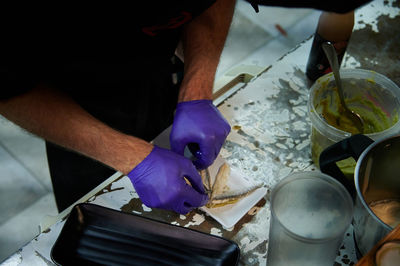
[267,171,354,266]
[308,69,400,178]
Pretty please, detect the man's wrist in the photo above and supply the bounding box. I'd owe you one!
[112,134,154,175]
[178,82,213,102]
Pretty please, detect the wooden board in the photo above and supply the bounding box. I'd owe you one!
[356,224,400,266]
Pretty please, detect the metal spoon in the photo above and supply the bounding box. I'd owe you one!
[322,42,364,134]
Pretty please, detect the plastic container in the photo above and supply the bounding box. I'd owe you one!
[308,69,400,177]
[266,171,354,266]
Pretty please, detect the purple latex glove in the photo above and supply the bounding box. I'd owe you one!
[127,146,208,214]
[170,99,231,170]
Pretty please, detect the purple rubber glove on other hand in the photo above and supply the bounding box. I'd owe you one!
[170,100,231,170]
[127,146,208,214]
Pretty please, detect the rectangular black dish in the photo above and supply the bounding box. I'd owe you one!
[51,203,240,266]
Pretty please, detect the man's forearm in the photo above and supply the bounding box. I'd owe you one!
[0,86,153,174]
[178,0,236,102]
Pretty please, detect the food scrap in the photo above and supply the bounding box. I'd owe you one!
[200,163,262,208]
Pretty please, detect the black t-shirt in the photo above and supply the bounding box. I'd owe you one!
[0,1,216,100]
[0,1,217,141]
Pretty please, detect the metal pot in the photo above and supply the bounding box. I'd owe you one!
[319,134,400,257]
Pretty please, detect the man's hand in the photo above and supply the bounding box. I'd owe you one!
[0,86,209,215]
[170,100,231,170]
[127,146,209,214]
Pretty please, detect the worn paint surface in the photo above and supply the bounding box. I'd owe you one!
[3,1,399,265]
[343,0,400,87]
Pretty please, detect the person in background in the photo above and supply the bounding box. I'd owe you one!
[246,0,371,13]
[306,10,355,81]
[246,0,371,81]
[0,0,235,214]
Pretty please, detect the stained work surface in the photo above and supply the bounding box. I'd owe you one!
[343,0,400,86]
[3,0,400,265]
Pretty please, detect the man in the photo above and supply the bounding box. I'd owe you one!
[0,1,235,213]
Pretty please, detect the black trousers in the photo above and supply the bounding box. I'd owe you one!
[47,56,182,212]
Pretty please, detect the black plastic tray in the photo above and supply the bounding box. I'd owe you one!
[51,203,240,265]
